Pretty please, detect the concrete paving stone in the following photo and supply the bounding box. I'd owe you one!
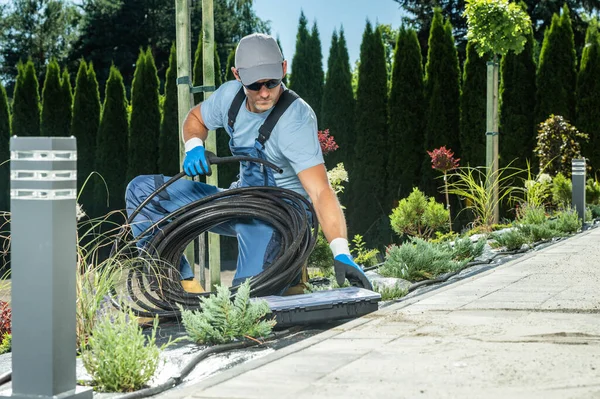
[301,337,393,355]
[460,300,547,310]
[192,378,309,398]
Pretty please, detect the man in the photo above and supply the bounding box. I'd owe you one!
[125,33,371,294]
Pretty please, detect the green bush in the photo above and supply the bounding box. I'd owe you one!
[390,188,448,239]
[82,308,174,392]
[380,237,467,281]
[535,115,588,177]
[517,203,547,225]
[449,236,485,262]
[351,234,379,267]
[490,229,528,251]
[517,223,564,243]
[589,204,600,219]
[586,178,600,205]
[307,230,333,272]
[179,281,275,345]
[0,333,11,354]
[548,208,581,233]
[373,283,408,300]
[551,173,572,208]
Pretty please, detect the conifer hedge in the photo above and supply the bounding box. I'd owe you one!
[536,5,577,124]
[60,68,73,137]
[349,23,389,246]
[0,82,10,212]
[459,41,487,167]
[159,44,181,177]
[41,60,65,136]
[421,10,461,194]
[95,66,129,216]
[576,21,600,172]
[499,31,536,170]
[387,27,424,208]
[128,49,161,181]
[12,60,40,137]
[71,60,101,214]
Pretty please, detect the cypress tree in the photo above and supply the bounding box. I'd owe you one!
[349,22,389,247]
[95,66,129,216]
[459,41,487,167]
[12,60,40,137]
[276,37,288,85]
[321,29,339,169]
[225,49,235,82]
[159,44,180,177]
[71,60,101,214]
[499,31,537,170]
[308,22,324,123]
[128,48,161,180]
[193,31,223,105]
[60,68,73,137]
[289,11,310,91]
[387,27,424,208]
[40,59,64,136]
[576,20,600,172]
[0,82,10,212]
[421,10,461,194]
[536,5,577,124]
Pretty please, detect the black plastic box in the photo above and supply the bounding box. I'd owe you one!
[256,287,381,328]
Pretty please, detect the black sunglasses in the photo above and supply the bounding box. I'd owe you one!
[243,78,282,91]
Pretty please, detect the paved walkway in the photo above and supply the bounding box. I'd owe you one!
[161,228,600,399]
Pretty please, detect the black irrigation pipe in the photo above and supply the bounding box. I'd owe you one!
[110,152,318,318]
[111,328,297,399]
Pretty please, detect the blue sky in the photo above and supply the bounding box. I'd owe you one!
[253,0,406,73]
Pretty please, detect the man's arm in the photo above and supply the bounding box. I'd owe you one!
[181,104,211,176]
[182,104,209,146]
[298,163,373,290]
[297,163,346,243]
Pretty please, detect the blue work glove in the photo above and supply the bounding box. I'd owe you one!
[334,254,373,290]
[183,146,211,176]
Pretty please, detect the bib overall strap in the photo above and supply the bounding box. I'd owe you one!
[227,87,246,132]
[257,89,299,146]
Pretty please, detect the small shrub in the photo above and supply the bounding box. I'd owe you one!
[551,173,572,208]
[429,231,459,243]
[390,188,448,239]
[179,280,276,345]
[0,333,10,354]
[517,223,564,243]
[517,203,547,225]
[82,308,174,392]
[586,178,600,205]
[380,238,467,282]
[490,229,527,251]
[307,230,333,272]
[534,115,588,177]
[449,236,485,261]
[589,204,600,219]
[373,283,408,300]
[548,208,581,234]
[351,234,379,267]
[0,301,11,337]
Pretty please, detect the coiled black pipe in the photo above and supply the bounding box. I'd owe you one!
[111,152,318,318]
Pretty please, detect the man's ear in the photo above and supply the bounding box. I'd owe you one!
[282,60,288,78]
[232,67,241,82]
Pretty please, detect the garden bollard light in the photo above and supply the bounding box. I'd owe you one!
[0,137,92,399]
[572,158,586,223]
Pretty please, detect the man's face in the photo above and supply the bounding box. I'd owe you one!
[233,61,288,113]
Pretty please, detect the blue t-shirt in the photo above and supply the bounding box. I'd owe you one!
[201,80,324,197]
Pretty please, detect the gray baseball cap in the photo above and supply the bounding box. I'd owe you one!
[235,33,284,85]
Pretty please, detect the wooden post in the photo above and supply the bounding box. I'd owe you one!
[486,59,500,224]
[201,0,221,290]
[175,0,205,285]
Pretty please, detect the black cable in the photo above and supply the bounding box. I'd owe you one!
[111,152,318,318]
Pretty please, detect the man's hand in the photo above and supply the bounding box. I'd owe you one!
[334,254,373,290]
[183,146,211,176]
